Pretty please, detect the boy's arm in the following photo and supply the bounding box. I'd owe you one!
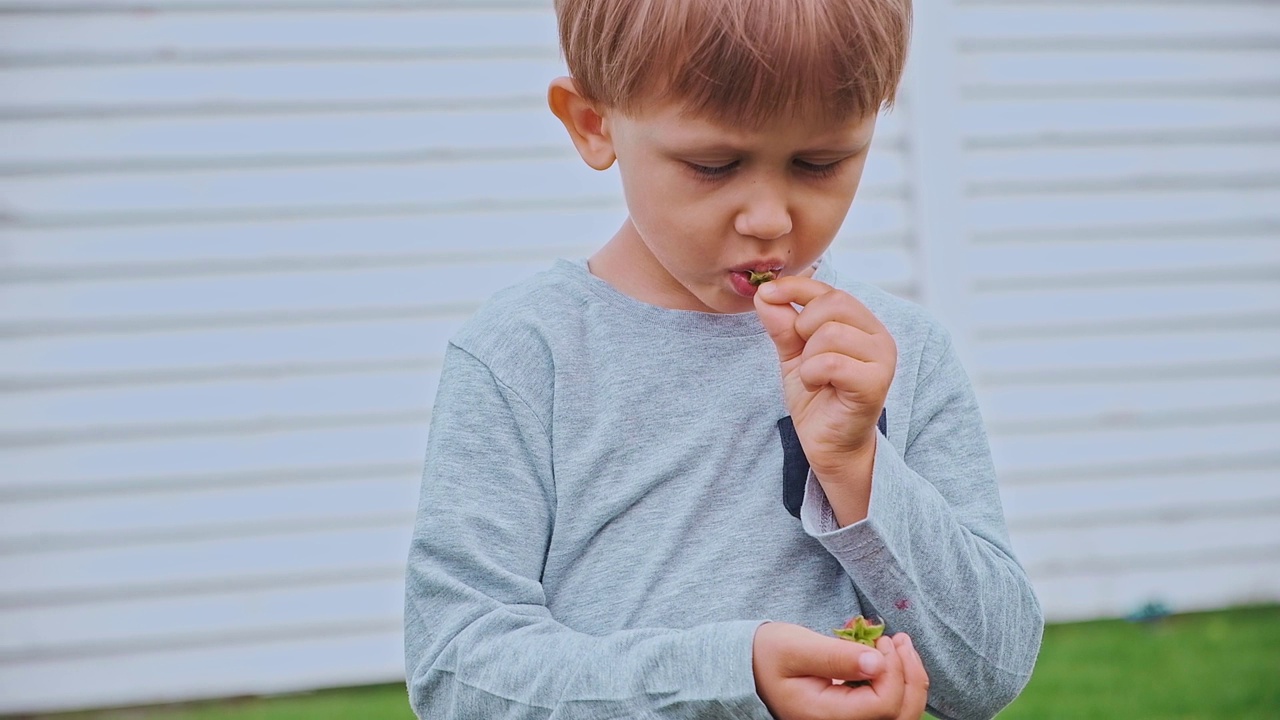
[404,343,770,719]
[799,325,1044,720]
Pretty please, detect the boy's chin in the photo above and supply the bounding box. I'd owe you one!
[710,287,759,314]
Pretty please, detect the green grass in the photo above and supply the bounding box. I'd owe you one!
[32,605,1280,720]
[28,685,416,720]
[993,603,1280,720]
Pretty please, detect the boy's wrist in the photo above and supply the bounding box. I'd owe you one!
[811,436,878,528]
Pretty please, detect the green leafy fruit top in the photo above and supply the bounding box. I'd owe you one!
[833,614,886,647]
[746,270,777,286]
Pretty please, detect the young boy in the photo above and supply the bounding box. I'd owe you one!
[404,0,1043,718]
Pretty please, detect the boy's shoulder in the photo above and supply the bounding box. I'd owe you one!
[826,269,950,352]
[448,259,589,365]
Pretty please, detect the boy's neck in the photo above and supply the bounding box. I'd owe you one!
[587,220,719,313]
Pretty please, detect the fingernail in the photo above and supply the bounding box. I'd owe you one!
[859,652,884,675]
[759,283,777,298]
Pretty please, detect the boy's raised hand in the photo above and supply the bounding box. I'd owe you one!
[753,622,929,720]
[754,277,897,524]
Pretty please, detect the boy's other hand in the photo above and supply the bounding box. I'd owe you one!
[753,622,929,720]
[753,277,896,524]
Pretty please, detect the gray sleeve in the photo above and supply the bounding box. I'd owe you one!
[405,344,770,720]
[798,327,1044,720]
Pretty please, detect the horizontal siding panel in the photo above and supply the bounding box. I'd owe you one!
[0,9,558,58]
[0,110,574,167]
[0,476,419,547]
[0,302,476,342]
[977,329,1277,376]
[0,111,908,169]
[0,525,412,596]
[0,58,568,108]
[967,189,1280,237]
[956,5,1280,44]
[0,409,429,454]
[1001,467,1280,527]
[0,369,438,438]
[0,211,620,266]
[1030,556,1280,623]
[970,237,1280,284]
[963,50,1280,88]
[981,375,1280,429]
[0,0,548,9]
[961,97,1280,142]
[0,629,404,716]
[0,260,554,321]
[0,156,624,216]
[1015,513,1280,575]
[966,143,1280,190]
[2,421,427,486]
[0,578,402,660]
[0,462,420,502]
[0,316,463,376]
[970,282,1279,330]
[989,422,1280,477]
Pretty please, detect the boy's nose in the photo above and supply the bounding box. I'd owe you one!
[734,192,793,241]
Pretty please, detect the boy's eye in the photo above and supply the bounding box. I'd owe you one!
[685,161,739,179]
[794,159,845,178]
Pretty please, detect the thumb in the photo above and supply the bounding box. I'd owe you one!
[753,282,805,363]
[783,631,886,682]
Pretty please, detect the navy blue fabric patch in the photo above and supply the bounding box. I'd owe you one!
[778,409,887,519]
[777,416,808,519]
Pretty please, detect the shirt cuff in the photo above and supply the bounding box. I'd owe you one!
[798,434,916,562]
[699,620,776,719]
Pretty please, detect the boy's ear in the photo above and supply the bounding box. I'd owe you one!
[548,77,616,171]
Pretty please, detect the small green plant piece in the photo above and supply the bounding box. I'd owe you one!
[833,614,886,647]
[746,270,776,286]
[832,615,886,688]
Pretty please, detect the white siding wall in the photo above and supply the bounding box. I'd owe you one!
[951,1,1280,621]
[0,2,913,714]
[0,0,1277,714]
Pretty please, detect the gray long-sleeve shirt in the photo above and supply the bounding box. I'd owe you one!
[405,258,1043,719]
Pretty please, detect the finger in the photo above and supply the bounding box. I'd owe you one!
[869,635,907,711]
[781,632,885,683]
[756,275,836,309]
[801,322,881,364]
[792,285,891,342]
[753,277,842,362]
[753,286,805,363]
[797,352,883,396]
[895,634,930,719]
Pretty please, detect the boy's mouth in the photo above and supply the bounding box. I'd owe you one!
[729,263,784,297]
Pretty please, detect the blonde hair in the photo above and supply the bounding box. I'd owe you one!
[555,0,912,127]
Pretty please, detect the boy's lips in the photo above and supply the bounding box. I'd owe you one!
[730,259,786,274]
[729,268,782,297]
[728,259,785,297]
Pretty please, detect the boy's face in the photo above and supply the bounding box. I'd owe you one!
[599,100,878,314]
